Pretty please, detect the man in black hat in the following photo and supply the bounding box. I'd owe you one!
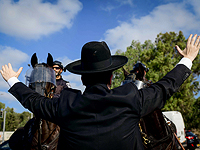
[53,60,71,98]
[1,34,200,150]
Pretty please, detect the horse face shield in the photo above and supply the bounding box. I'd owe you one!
[25,65,56,96]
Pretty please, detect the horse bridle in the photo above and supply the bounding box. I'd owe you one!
[37,90,59,150]
[37,119,59,150]
[139,115,176,150]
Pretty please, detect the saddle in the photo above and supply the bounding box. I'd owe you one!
[9,117,60,150]
[31,118,60,150]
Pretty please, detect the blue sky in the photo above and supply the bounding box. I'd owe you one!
[0,0,200,113]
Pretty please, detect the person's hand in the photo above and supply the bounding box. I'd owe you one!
[176,34,200,62]
[0,63,23,82]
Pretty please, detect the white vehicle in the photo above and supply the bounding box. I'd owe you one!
[162,111,186,143]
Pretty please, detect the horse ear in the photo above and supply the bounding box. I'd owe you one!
[122,67,129,79]
[31,53,38,68]
[47,53,53,67]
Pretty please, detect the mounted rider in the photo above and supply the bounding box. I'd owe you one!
[123,62,181,150]
[9,53,60,150]
[123,61,152,89]
[53,60,71,98]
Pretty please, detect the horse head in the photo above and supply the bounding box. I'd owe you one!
[122,67,130,80]
[27,53,56,98]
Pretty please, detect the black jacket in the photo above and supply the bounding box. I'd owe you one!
[54,77,70,98]
[9,64,191,150]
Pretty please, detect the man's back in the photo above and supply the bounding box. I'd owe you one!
[56,83,142,150]
[10,64,188,150]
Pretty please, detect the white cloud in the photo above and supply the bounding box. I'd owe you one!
[0,46,28,111]
[0,46,29,89]
[101,0,133,12]
[103,0,200,53]
[55,56,77,68]
[189,0,200,18]
[63,73,80,82]
[101,5,115,12]
[69,81,85,92]
[0,80,9,90]
[55,56,85,92]
[63,69,85,92]
[0,46,29,67]
[0,0,83,40]
[0,91,17,102]
[117,0,133,6]
[0,91,28,113]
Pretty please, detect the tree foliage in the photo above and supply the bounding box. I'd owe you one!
[0,102,31,131]
[112,31,200,129]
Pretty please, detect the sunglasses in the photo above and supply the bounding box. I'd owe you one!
[53,67,61,70]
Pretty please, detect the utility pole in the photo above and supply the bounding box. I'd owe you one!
[2,110,6,143]
[0,110,2,118]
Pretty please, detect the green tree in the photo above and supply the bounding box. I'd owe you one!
[0,101,31,131]
[5,107,18,131]
[112,31,200,129]
[111,40,153,88]
[0,102,5,110]
[192,97,200,129]
[17,111,31,128]
[0,102,5,130]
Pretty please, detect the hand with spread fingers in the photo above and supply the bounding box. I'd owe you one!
[176,34,200,62]
[0,63,23,82]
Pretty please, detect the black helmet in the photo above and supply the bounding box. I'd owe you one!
[130,61,149,73]
[53,61,64,70]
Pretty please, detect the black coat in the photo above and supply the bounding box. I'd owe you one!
[54,77,70,98]
[9,64,191,150]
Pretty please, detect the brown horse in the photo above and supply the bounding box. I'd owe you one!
[139,109,177,150]
[9,53,60,150]
[122,67,184,150]
[29,53,60,150]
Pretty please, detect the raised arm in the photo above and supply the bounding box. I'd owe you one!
[140,34,200,117]
[176,34,200,62]
[0,63,23,82]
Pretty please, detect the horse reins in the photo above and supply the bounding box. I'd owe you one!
[37,119,59,150]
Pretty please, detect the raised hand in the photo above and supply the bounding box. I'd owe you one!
[0,63,23,82]
[176,34,200,62]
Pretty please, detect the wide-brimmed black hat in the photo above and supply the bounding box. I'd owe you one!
[65,41,128,74]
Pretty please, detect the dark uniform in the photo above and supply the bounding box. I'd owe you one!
[54,77,71,98]
[53,60,71,98]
